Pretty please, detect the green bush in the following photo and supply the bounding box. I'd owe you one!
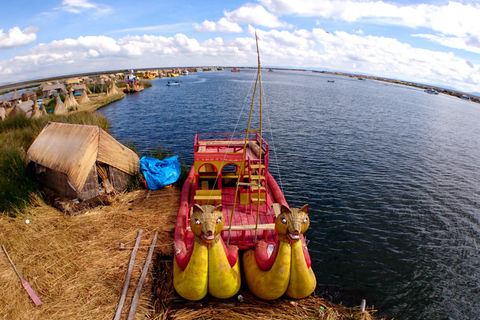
[0,148,38,214]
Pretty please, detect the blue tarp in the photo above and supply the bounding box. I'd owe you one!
[139,156,181,190]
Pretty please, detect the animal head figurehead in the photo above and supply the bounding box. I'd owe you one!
[275,204,310,243]
[190,204,224,245]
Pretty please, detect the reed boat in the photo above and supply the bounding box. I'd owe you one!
[123,73,144,93]
[173,33,316,301]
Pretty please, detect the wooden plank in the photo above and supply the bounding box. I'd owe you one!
[187,223,275,232]
[114,229,143,320]
[193,195,222,201]
[127,232,158,320]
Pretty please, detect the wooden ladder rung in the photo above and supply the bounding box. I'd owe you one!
[187,223,275,232]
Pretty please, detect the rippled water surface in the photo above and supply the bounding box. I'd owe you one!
[99,70,480,319]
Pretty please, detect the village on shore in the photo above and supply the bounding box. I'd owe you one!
[1,66,478,123]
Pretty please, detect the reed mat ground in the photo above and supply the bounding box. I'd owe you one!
[0,188,179,320]
[1,187,379,320]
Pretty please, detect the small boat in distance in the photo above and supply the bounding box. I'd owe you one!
[123,72,144,93]
[166,81,180,86]
[424,88,439,95]
[143,71,156,79]
[327,80,335,83]
[231,67,240,72]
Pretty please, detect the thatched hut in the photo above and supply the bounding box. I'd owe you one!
[27,122,140,200]
[0,96,10,108]
[8,100,34,118]
[42,84,67,98]
[64,89,79,110]
[21,90,37,102]
[73,84,87,95]
[53,95,67,114]
[112,80,120,94]
[10,90,21,102]
[79,90,90,104]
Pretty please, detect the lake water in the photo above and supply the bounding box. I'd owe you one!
[98,70,480,319]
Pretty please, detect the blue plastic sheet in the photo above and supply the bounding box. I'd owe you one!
[139,156,181,190]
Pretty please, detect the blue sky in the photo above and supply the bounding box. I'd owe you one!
[1,0,479,93]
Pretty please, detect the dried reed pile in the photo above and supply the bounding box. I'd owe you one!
[0,188,179,320]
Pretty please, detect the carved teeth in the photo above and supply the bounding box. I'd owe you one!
[203,234,215,241]
[289,233,300,240]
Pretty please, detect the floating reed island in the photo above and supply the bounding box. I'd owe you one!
[1,70,382,319]
[0,189,380,320]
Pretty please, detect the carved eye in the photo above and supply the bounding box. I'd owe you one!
[194,219,201,225]
[303,217,308,224]
[281,217,287,224]
[216,217,222,224]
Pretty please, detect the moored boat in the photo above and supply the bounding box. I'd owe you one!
[166,81,180,86]
[424,88,438,95]
[231,67,240,72]
[123,72,144,93]
[173,34,316,301]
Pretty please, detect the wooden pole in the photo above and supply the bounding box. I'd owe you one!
[127,232,158,320]
[114,229,143,320]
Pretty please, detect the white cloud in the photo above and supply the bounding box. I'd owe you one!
[193,4,290,33]
[0,30,479,93]
[0,26,39,49]
[413,33,480,54]
[224,4,290,28]
[193,18,243,33]
[259,0,480,52]
[60,0,111,14]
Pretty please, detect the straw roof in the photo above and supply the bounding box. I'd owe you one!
[72,84,87,92]
[10,89,21,101]
[53,95,67,115]
[79,90,90,104]
[42,84,67,95]
[8,100,34,118]
[27,122,139,192]
[64,89,79,109]
[110,81,119,95]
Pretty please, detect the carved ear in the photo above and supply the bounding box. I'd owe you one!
[280,204,291,214]
[300,204,309,214]
[214,204,223,211]
[193,204,204,214]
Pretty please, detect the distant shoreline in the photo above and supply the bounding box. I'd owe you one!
[1,67,478,104]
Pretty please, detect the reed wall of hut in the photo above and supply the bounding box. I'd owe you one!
[31,162,101,200]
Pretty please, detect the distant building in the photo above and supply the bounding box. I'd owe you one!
[42,84,67,98]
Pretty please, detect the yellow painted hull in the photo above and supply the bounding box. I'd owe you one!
[173,240,240,300]
[173,241,208,300]
[243,240,316,300]
[285,240,316,299]
[243,242,291,300]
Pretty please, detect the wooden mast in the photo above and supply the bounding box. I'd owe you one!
[227,32,263,245]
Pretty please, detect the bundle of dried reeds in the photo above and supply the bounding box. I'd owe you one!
[0,188,179,320]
